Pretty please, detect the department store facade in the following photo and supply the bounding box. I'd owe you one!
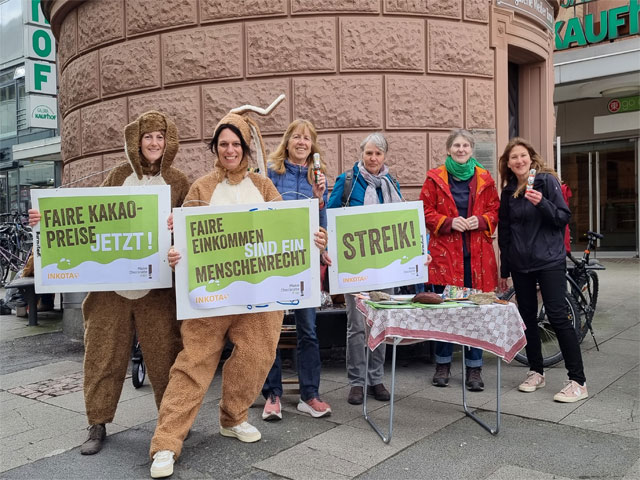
[554,0,639,255]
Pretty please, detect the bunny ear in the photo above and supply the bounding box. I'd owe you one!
[212,95,285,179]
[245,117,267,176]
[124,118,143,179]
[230,94,285,117]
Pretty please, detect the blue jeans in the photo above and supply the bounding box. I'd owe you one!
[262,307,321,401]
[434,342,483,367]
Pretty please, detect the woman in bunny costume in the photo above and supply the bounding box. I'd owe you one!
[149,97,328,479]
[29,111,189,456]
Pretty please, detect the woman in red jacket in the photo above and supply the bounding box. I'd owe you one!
[419,129,499,391]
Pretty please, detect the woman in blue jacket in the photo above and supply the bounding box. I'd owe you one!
[498,137,587,403]
[261,119,331,421]
[327,132,402,405]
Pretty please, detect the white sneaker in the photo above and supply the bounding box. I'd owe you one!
[150,450,175,478]
[554,380,588,403]
[518,371,546,392]
[219,421,261,443]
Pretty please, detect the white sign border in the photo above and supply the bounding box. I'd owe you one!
[31,185,173,293]
[327,200,428,294]
[174,199,321,320]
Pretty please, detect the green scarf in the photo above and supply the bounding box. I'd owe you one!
[444,155,484,181]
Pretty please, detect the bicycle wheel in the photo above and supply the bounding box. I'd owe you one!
[504,287,580,368]
[132,360,146,388]
[0,248,10,283]
[584,270,599,312]
[572,270,599,343]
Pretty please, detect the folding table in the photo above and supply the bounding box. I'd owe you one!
[356,297,526,443]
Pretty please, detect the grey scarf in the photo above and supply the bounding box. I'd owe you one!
[357,160,402,205]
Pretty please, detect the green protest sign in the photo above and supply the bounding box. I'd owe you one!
[31,186,172,293]
[174,199,321,319]
[327,201,428,294]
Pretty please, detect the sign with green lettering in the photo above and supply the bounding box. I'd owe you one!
[31,186,172,293]
[173,199,320,319]
[555,0,639,50]
[327,201,428,294]
[25,94,57,129]
[607,96,640,114]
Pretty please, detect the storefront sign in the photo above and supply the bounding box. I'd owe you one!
[327,201,428,295]
[22,0,49,26]
[23,0,57,97]
[25,94,57,129]
[31,186,173,293]
[25,59,57,95]
[24,25,55,61]
[496,0,555,31]
[556,0,639,50]
[173,199,321,319]
[608,96,640,114]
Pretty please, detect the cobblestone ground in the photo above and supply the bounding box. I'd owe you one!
[7,372,84,400]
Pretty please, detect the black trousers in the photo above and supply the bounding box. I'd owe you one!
[511,266,586,385]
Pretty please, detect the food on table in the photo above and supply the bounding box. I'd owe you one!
[370,291,392,301]
[468,293,498,305]
[412,292,444,304]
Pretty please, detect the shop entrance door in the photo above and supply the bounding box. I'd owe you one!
[560,139,638,253]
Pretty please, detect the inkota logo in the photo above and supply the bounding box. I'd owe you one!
[33,104,56,120]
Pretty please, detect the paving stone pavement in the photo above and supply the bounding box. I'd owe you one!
[0,259,638,479]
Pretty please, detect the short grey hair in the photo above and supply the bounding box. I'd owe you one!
[360,132,388,154]
[445,129,475,151]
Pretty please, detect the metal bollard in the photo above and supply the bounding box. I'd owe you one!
[62,291,87,340]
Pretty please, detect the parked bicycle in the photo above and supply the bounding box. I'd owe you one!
[0,212,32,284]
[501,231,605,367]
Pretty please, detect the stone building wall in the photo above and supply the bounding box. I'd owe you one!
[41,0,561,199]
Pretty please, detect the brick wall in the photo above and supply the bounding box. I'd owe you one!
[49,0,500,198]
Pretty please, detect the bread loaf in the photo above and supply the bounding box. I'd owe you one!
[370,291,391,301]
[468,293,497,305]
[412,292,443,304]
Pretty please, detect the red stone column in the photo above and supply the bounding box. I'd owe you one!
[43,0,553,198]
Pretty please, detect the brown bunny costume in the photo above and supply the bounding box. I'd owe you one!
[80,111,190,454]
[150,103,285,461]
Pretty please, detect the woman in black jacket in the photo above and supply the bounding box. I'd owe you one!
[498,137,587,403]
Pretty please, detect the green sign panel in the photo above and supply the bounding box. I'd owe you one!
[555,0,639,50]
[608,96,640,114]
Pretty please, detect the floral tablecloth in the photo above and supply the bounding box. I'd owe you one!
[356,298,527,363]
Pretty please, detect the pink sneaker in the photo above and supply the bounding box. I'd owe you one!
[554,380,588,403]
[262,394,282,421]
[297,397,331,418]
[518,371,546,392]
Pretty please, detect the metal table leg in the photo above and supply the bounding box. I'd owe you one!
[461,348,501,435]
[363,336,402,444]
[22,286,38,327]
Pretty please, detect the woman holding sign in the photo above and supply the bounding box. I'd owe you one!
[498,138,587,403]
[419,129,499,392]
[29,111,190,456]
[327,132,402,406]
[261,119,332,421]
[149,106,329,479]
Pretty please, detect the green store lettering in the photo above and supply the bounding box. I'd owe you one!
[555,0,639,50]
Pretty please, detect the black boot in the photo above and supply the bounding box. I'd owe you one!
[80,424,106,455]
[347,386,364,405]
[465,367,485,391]
[432,363,451,387]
